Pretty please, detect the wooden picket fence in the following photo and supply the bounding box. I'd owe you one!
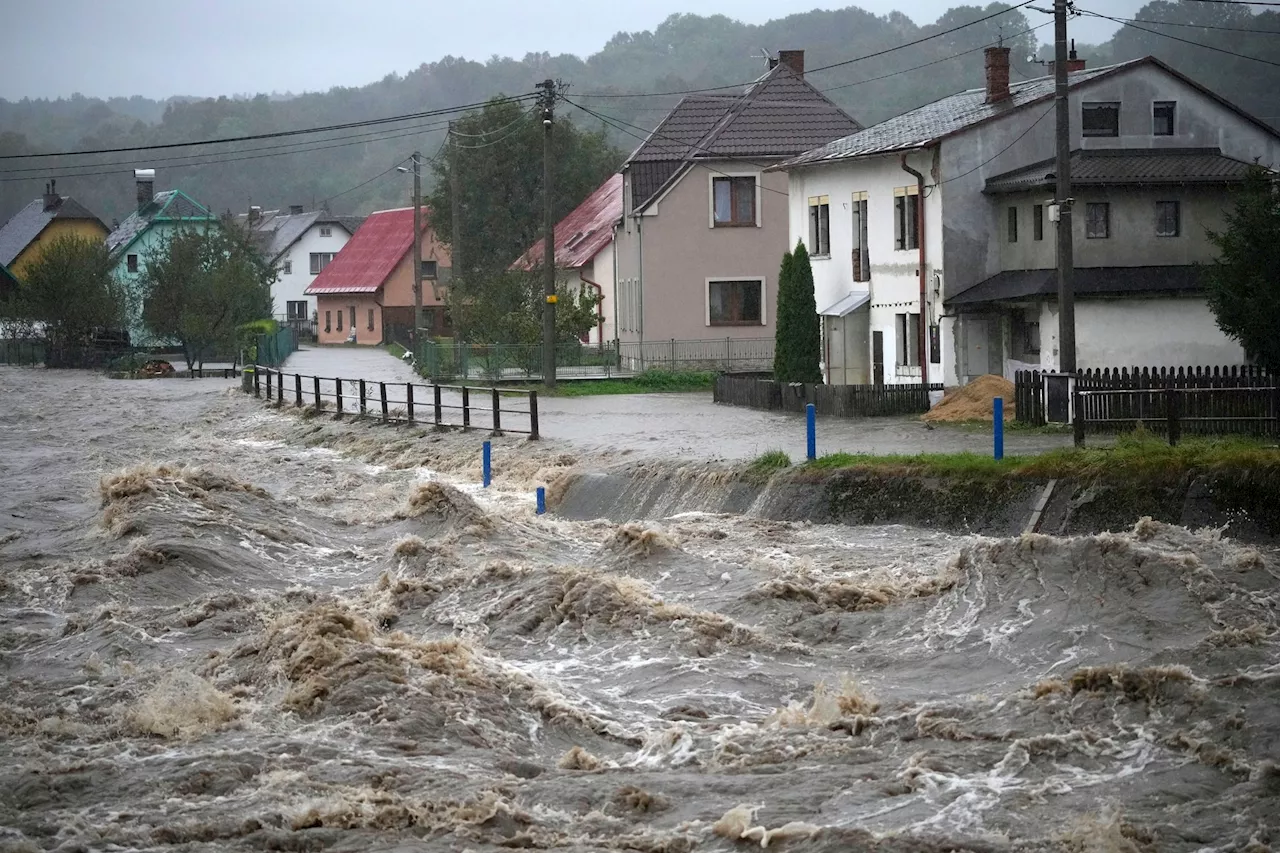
[1015,365,1279,437]
[715,373,942,418]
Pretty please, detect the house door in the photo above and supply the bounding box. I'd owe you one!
[965,318,991,381]
[872,331,884,386]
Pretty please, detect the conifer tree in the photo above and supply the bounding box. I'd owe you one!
[773,240,822,383]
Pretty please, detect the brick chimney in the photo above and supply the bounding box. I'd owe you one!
[134,169,155,209]
[985,46,1011,104]
[1048,40,1086,76]
[42,179,59,212]
[777,49,805,78]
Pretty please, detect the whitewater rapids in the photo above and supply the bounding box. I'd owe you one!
[1,367,1278,852]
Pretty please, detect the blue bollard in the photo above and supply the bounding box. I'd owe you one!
[536,486,546,515]
[993,397,1004,461]
[482,440,491,488]
[806,403,816,461]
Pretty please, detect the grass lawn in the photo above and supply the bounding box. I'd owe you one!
[386,342,409,360]
[750,430,1280,482]
[492,369,717,397]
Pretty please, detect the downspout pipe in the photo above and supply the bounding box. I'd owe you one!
[900,154,928,394]
[580,274,605,352]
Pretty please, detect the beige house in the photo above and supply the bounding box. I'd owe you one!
[614,50,860,356]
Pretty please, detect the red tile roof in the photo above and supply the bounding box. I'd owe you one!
[305,207,426,295]
[513,174,622,271]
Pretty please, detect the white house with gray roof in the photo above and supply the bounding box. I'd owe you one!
[236,206,362,337]
[777,49,1280,388]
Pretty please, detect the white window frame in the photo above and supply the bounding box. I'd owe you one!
[282,258,292,275]
[704,276,766,327]
[707,170,762,229]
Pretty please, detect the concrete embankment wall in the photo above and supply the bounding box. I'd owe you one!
[554,463,1280,542]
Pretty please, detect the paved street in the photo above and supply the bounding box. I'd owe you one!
[280,345,1074,462]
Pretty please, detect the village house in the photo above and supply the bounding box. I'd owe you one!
[105,169,217,347]
[236,205,363,338]
[777,50,1280,387]
[304,206,450,346]
[0,181,108,279]
[512,173,621,346]
[614,50,860,354]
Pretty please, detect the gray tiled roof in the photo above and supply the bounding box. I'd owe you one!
[948,265,1202,306]
[625,63,860,209]
[235,209,360,261]
[105,190,213,256]
[984,147,1259,193]
[0,196,106,267]
[780,60,1145,169]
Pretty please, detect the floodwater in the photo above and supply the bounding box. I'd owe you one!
[2,366,1278,852]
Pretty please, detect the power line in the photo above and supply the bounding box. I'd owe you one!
[1081,9,1280,66]
[0,116,457,177]
[0,94,538,161]
[1181,0,1280,6]
[938,102,1055,186]
[574,0,1037,99]
[449,108,540,149]
[321,159,409,206]
[447,107,537,138]
[561,97,792,198]
[1105,14,1280,35]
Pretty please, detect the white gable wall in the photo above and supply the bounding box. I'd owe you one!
[274,224,352,320]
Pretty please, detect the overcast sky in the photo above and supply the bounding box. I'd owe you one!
[2,0,1137,101]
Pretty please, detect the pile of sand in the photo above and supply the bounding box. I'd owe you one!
[922,374,1015,423]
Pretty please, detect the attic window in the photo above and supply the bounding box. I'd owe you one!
[1082,102,1119,137]
[565,231,587,250]
[127,254,138,273]
[319,226,332,237]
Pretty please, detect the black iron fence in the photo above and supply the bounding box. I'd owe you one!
[715,373,943,418]
[1015,365,1279,439]
[252,366,539,438]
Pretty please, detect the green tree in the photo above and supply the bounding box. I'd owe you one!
[1204,167,1280,371]
[11,234,128,358]
[140,221,275,370]
[774,241,822,383]
[448,267,599,345]
[426,97,623,291]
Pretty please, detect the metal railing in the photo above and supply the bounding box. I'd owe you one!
[252,366,539,438]
[415,337,775,382]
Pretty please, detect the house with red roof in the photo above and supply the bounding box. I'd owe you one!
[305,206,450,346]
[513,173,622,345]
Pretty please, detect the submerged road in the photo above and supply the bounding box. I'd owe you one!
[282,345,1076,461]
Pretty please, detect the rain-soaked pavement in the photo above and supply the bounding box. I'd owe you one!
[282,345,1075,461]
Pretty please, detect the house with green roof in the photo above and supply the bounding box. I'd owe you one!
[105,169,217,347]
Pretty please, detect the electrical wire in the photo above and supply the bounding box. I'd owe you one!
[573,0,1038,99]
[1104,15,1280,35]
[1181,0,1280,6]
[320,159,409,205]
[1080,8,1280,66]
[937,102,1055,186]
[449,107,540,149]
[0,116,457,177]
[447,106,537,138]
[0,94,539,161]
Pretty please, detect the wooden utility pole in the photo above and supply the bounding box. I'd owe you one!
[539,79,557,389]
[449,123,464,341]
[412,150,424,344]
[1054,0,1076,374]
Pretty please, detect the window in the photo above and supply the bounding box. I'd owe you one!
[286,300,308,320]
[282,259,292,275]
[126,254,138,273]
[368,308,375,331]
[421,259,438,279]
[325,310,332,332]
[1033,204,1044,241]
[807,196,830,256]
[1013,310,1040,357]
[711,176,756,226]
[851,192,870,282]
[1082,102,1120,137]
[896,313,921,367]
[1086,202,1110,239]
[1156,200,1180,237]
[894,187,920,251]
[319,226,332,237]
[349,306,356,331]
[336,309,343,331]
[1153,101,1176,136]
[310,252,335,274]
[1007,206,1018,243]
[707,279,763,326]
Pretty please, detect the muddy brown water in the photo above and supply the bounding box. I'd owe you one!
[1,367,1278,852]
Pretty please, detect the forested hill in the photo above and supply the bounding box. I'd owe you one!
[2,1,1277,225]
